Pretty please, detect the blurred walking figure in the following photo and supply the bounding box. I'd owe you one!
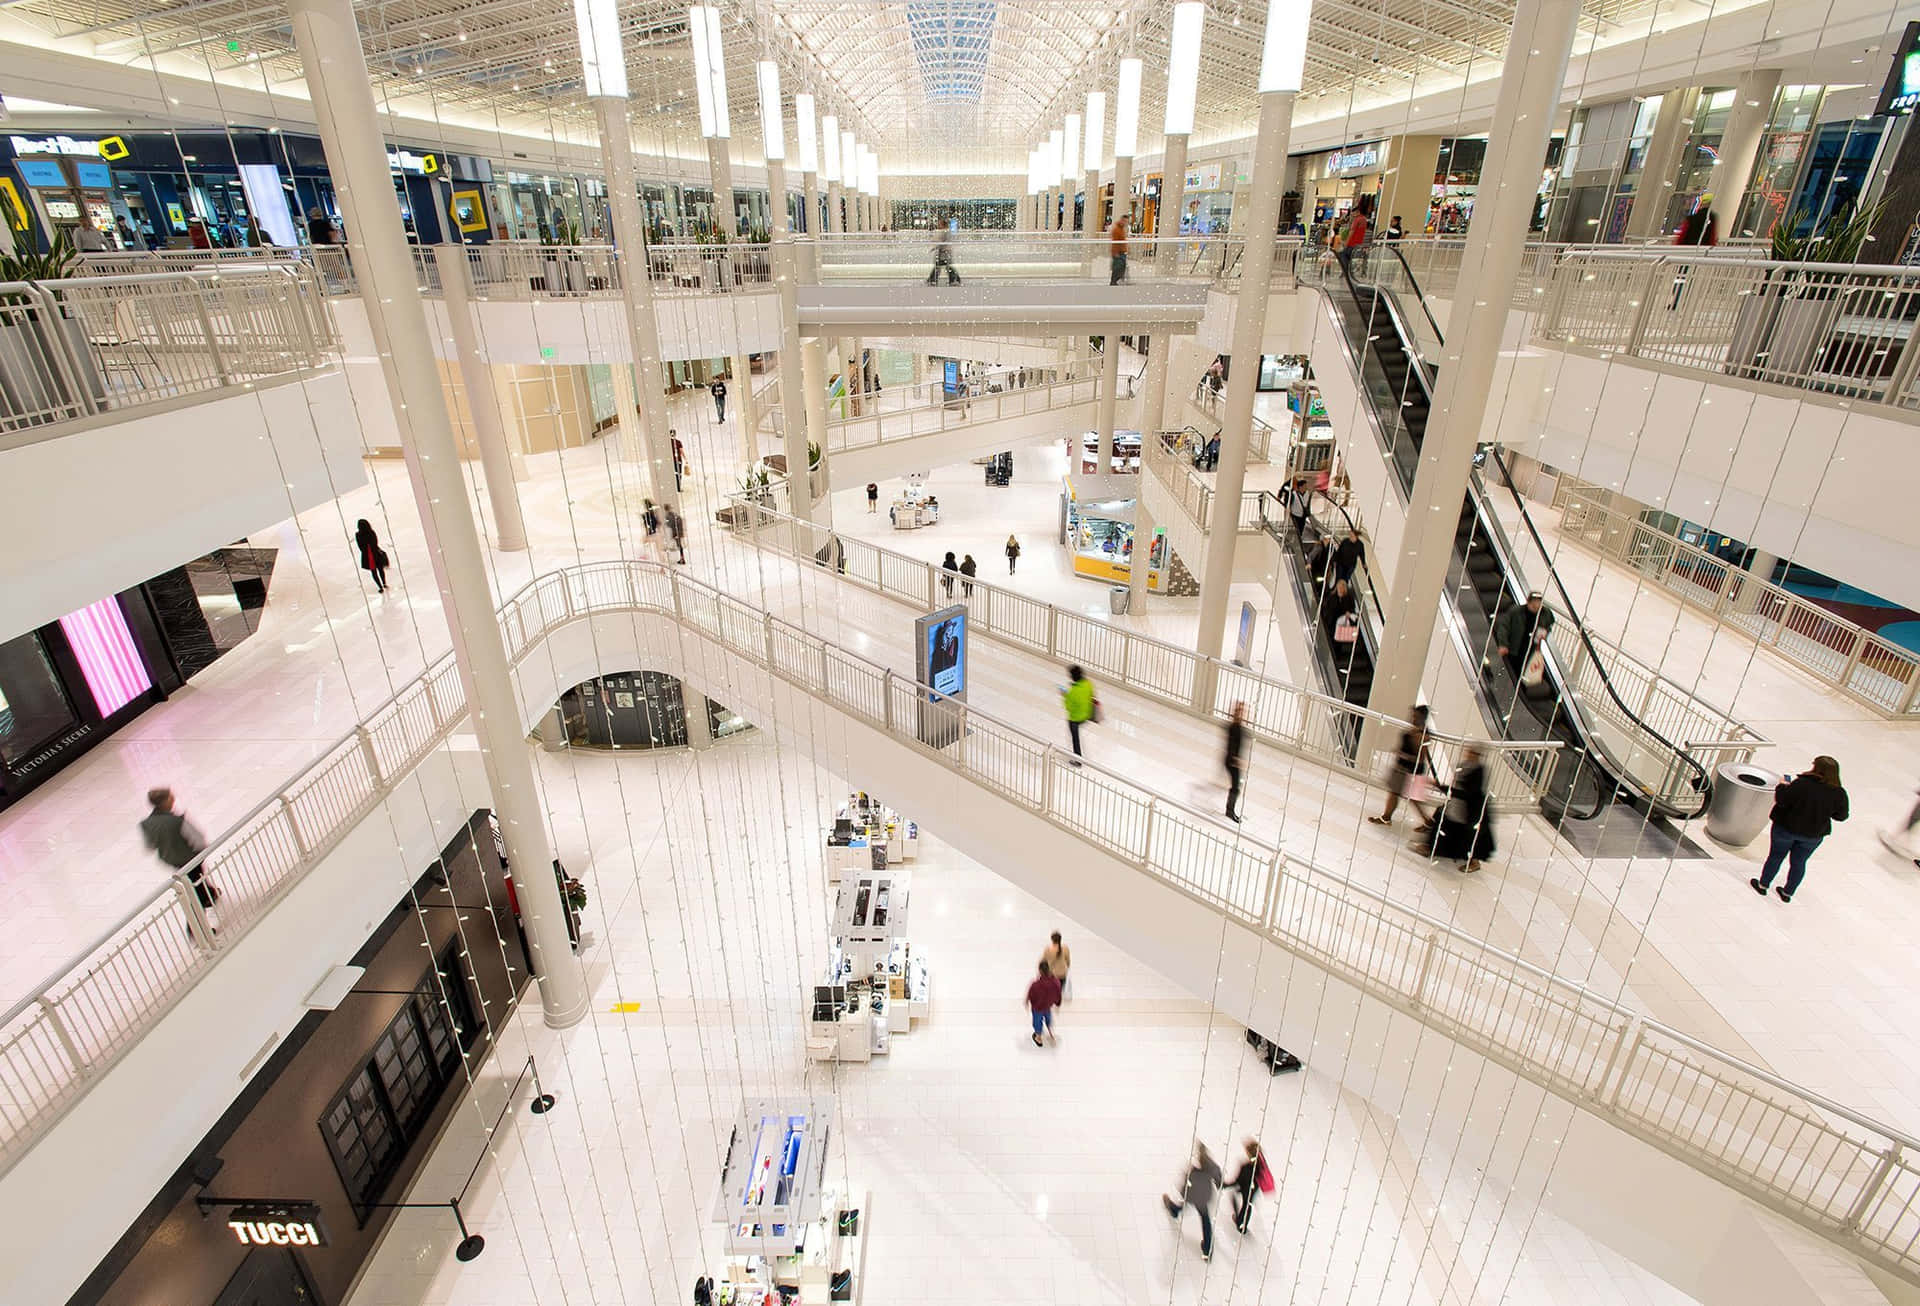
[1881,779,1920,868]
[1108,214,1130,284]
[1005,534,1022,574]
[140,787,219,914]
[1060,665,1095,765]
[1040,930,1071,1000]
[1371,706,1435,829]
[1025,960,1062,1047]
[1223,701,1249,823]
[1423,744,1494,871]
[867,482,879,513]
[941,551,959,598]
[1162,1142,1224,1260]
[354,519,390,593]
[1752,756,1849,903]
[641,498,661,560]
[960,554,977,597]
[1228,1139,1273,1234]
[710,376,728,422]
[927,219,961,285]
[665,504,687,564]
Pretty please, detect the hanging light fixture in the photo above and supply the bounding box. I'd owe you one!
[821,112,840,181]
[1047,129,1063,187]
[1165,2,1205,135]
[756,61,783,159]
[841,129,857,183]
[572,0,626,99]
[1114,58,1142,157]
[1084,91,1106,171]
[1063,113,1081,182]
[796,93,819,173]
[1259,0,1312,93]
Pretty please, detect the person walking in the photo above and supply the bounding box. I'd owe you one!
[140,788,219,914]
[1223,700,1249,823]
[1005,534,1022,575]
[1162,1142,1224,1260]
[1370,706,1436,829]
[1025,960,1062,1047]
[1061,665,1094,766]
[1336,196,1370,276]
[1108,214,1130,285]
[354,518,390,593]
[1228,1139,1271,1234]
[666,504,687,565]
[641,498,662,560]
[926,219,961,285]
[1670,198,1718,309]
[960,554,977,597]
[1424,745,1494,871]
[867,482,879,513]
[1040,930,1072,1001]
[1752,756,1849,902]
[1386,216,1406,242]
[941,551,959,599]
[710,375,728,422]
[1882,780,1920,868]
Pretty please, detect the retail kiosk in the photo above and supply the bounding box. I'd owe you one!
[811,799,933,1063]
[1071,428,1142,475]
[825,793,918,882]
[707,1097,863,1304]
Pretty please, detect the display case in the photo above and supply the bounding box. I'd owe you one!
[825,797,917,882]
[711,1097,836,1258]
[1062,478,1168,590]
[1072,428,1142,475]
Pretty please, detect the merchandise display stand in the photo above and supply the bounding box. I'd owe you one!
[807,816,932,1062]
[825,794,917,884]
[705,1098,864,1304]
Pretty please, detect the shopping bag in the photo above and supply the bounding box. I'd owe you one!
[1333,613,1359,644]
[1521,648,1546,688]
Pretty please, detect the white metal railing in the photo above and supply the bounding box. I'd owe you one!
[7,557,1919,1284]
[811,231,1242,284]
[729,499,1557,810]
[1145,430,1269,539]
[1185,378,1279,463]
[0,266,335,435]
[826,371,1100,452]
[1553,484,1920,716]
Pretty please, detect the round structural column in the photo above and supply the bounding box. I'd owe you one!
[708,137,737,235]
[432,245,528,552]
[288,0,589,1028]
[1156,133,1189,275]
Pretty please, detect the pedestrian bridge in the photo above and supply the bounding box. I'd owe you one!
[7,548,1914,1306]
[822,373,1109,488]
[798,281,1210,337]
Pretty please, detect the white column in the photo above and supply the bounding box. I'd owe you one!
[1714,69,1782,238]
[828,180,844,233]
[681,681,713,748]
[1085,169,1102,233]
[1195,91,1295,662]
[1113,156,1135,228]
[734,350,758,462]
[771,158,815,523]
[1364,0,1583,734]
[1130,505,1158,610]
[1157,133,1190,274]
[433,246,528,552]
[595,97,679,511]
[289,0,588,1028]
[708,136,736,235]
[1096,330,1120,476]
[1625,87,1697,240]
[803,171,819,234]
[802,339,829,522]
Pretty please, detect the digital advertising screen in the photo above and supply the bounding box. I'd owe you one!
[924,610,966,698]
[73,161,112,189]
[15,159,67,189]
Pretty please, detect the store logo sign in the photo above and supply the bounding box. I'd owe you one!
[1328,144,1380,174]
[386,148,439,174]
[226,1203,328,1247]
[10,134,101,157]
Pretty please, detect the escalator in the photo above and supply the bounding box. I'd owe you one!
[1315,245,1711,822]
[1261,490,1381,724]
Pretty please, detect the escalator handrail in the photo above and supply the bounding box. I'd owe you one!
[1340,258,1438,412]
[1340,242,1711,818]
[1478,449,1711,817]
[1378,244,1446,354]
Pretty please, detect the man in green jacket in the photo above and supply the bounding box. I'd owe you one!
[1497,591,1554,677]
[1061,665,1094,766]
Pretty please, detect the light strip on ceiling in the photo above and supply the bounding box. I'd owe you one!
[1259,0,1312,92]
[572,0,626,99]
[1114,59,1142,157]
[795,93,819,173]
[1165,1,1204,135]
[757,61,784,159]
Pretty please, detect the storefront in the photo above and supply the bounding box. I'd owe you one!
[0,547,277,813]
[1060,476,1169,590]
[71,811,531,1306]
[553,669,749,749]
[1179,160,1234,233]
[1429,137,1486,233]
[1299,140,1386,229]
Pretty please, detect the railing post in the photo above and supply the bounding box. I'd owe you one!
[1040,746,1056,814]
[1895,661,1920,717]
[1046,604,1059,658]
[192,283,233,382]
[1141,798,1157,867]
[1410,931,1440,1008]
[762,611,776,666]
[355,725,383,782]
[1838,629,1867,690]
[278,794,310,857]
[1604,1020,1646,1108]
[172,873,218,951]
[35,996,88,1072]
[1882,313,1920,409]
[882,670,895,733]
[1843,1144,1902,1232]
[1622,260,1664,356]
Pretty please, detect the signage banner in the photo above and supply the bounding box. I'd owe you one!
[1327,143,1383,175]
[224,1202,328,1248]
[1184,162,1223,192]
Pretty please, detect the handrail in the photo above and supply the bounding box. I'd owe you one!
[8,557,1920,1283]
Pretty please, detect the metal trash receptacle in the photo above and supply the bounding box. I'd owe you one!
[1110,585,1130,615]
[1706,762,1778,847]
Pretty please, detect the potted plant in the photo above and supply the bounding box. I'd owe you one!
[807,439,828,501]
[0,232,104,424]
[1727,201,1884,383]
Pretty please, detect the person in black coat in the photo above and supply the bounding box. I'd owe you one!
[1223,700,1249,823]
[710,377,728,422]
[1426,746,1494,871]
[354,518,389,593]
[1752,755,1849,903]
[940,551,959,599]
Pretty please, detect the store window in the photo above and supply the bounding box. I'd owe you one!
[1789,119,1887,238]
[0,632,78,770]
[1733,85,1824,238]
[1430,138,1486,233]
[1664,88,1736,232]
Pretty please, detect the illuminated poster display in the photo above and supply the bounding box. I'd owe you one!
[913,605,968,747]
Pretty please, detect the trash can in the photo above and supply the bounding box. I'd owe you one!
[1110,584,1130,615]
[1705,762,1778,847]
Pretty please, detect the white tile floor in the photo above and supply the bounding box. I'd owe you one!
[4,349,1917,1302]
[345,736,1700,1306]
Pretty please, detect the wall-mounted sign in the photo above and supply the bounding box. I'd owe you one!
[449,186,487,233]
[1327,143,1382,175]
[1184,162,1223,192]
[1877,21,1920,115]
[225,1202,328,1247]
[386,148,439,175]
[9,133,102,157]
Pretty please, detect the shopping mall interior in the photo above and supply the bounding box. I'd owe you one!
[3,0,1920,1301]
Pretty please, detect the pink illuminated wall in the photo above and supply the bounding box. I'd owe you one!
[58,597,151,718]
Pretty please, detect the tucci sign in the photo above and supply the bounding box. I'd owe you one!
[224,1202,328,1248]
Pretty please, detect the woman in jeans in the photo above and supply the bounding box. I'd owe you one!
[1752,756,1849,903]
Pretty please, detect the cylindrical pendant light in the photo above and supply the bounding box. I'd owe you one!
[1064,113,1082,180]
[1259,0,1311,92]
[572,0,626,98]
[1165,1,1204,135]
[1084,91,1106,169]
[1114,58,1142,157]
[821,113,840,181]
[756,61,784,159]
[796,93,819,172]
